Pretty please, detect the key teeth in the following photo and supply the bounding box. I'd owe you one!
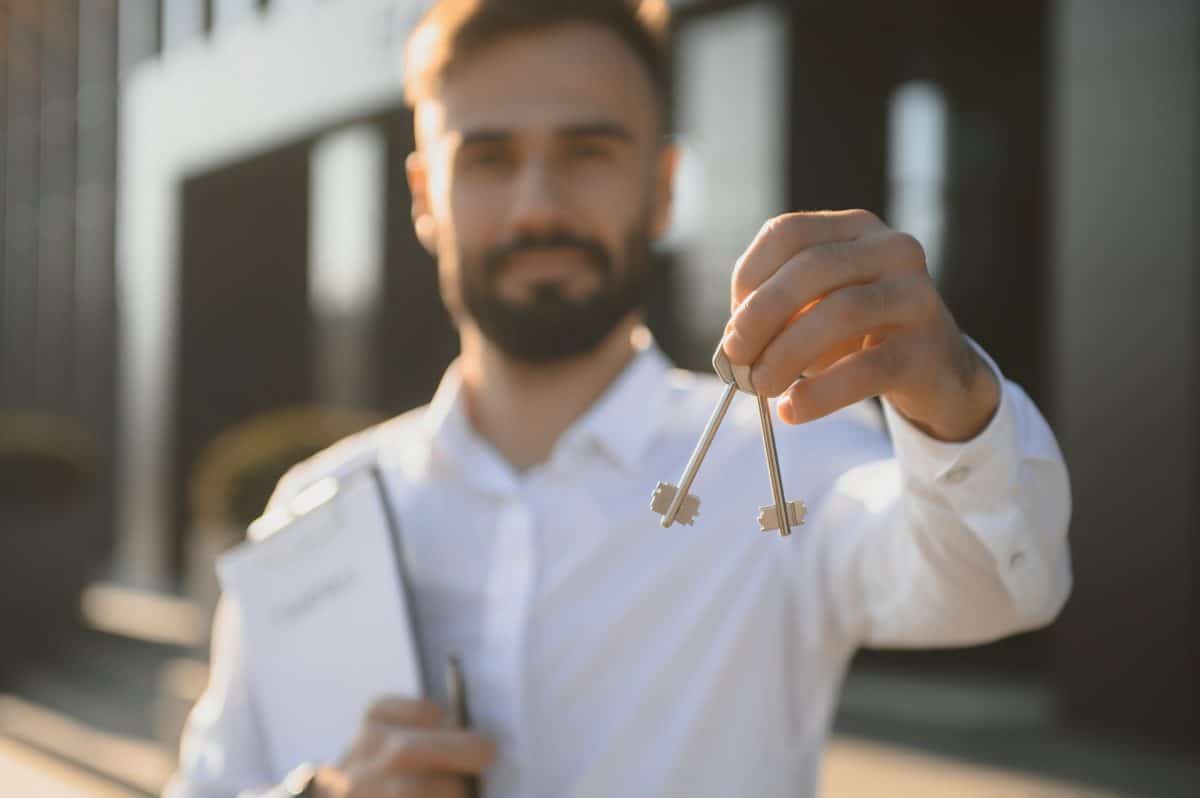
[756,500,807,533]
[650,482,700,526]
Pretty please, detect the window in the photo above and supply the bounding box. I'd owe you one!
[886,80,947,282]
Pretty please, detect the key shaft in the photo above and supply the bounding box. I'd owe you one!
[660,381,738,527]
[755,393,793,537]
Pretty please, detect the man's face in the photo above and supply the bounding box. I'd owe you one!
[408,22,675,362]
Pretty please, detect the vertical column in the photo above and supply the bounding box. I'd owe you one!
[114,0,171,589]
[673,3,788,363]
[788,12,889,224]
[309,124,386,408]
[885,82,947,284]
[1049,0,1199,739]
[79,0,121,564]
[211,0,258,34]
[2,0,42,407]
[161,0,206,52]
[267,0,320,18]
[36,0,80,411]
[0,0,7,349]
[118,0,160,73]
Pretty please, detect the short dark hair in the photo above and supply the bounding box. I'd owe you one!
[404,0,672,123]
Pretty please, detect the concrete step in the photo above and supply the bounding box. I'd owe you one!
[0,582,212,796]
[835,668,1199,798]
[0,735,142,798]
[0,694,169,797]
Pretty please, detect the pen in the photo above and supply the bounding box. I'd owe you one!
[446,654,480,798]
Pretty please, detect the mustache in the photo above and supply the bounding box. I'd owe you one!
[482,232,612,281]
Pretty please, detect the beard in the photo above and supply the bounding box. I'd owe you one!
[458,225,651,363]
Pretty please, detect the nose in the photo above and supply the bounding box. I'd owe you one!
[507,157,567,236]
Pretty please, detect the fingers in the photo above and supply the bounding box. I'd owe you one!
[777,340,909,425]
[367,697,444,727]
[382,773,467,798]
[730,209,886,309]
[749,276,937,397]
[725,232,914,368]
[380,728,497,775]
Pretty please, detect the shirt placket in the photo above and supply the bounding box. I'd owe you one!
[481,489,537,797]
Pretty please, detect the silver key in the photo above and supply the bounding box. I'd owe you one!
[651,380,738,527]
[752,392,806,536]
[713,348,805,537]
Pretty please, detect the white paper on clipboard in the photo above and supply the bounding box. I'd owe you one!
[216,466,424,777]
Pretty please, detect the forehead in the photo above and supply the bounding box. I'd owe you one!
[420,22,659,142]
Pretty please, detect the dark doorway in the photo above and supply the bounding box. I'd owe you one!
[778,0,1053,678]
[173,138,315,581]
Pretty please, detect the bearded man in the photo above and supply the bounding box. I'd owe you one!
[166,2,1071,797]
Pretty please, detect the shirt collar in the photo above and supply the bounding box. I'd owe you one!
[562,336,673,471]
[420,333,674,482]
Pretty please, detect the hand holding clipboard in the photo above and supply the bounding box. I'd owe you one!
[307,685,493,797]
[219,465,494,796]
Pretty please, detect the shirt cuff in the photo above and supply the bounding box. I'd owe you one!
[881,340,1056,617]
[881,338,1016,493]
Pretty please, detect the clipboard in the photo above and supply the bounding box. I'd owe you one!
[216,464,426,779]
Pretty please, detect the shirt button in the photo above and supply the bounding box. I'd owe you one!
[1009,550,1026,569]
[943,465,971,485]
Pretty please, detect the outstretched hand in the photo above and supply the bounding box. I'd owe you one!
[722,210,999,442]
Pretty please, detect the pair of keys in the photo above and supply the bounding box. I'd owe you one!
[650,344,806,536]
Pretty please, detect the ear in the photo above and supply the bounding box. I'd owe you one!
[406,150,438,255]
[649,141,680,241]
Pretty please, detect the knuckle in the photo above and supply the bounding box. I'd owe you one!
[414,699,444,724]
[756,213,803,249]
[890,232,927,271]
[760,213,792,239]
[730,261,755,303]
[849,208,882,228]
[385,732,421,769]
[366,698,394,721]
[733,288,772,332]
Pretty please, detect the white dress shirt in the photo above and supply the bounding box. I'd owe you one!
[165,338,1072,798]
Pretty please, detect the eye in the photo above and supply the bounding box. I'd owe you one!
[566,140,614,162]
[461,146,513,171]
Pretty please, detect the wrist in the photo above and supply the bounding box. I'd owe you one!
[894,340,1001,443]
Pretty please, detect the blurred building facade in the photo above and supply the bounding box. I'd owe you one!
[1,0,1196,759]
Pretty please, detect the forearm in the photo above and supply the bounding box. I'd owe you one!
[847,367,1072,648]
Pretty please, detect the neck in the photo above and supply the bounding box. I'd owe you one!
[458,316,643,471]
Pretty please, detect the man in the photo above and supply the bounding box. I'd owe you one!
[167,1,1071,796]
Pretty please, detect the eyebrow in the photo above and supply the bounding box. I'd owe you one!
[459,121,634,148]
[559,121,634,142]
